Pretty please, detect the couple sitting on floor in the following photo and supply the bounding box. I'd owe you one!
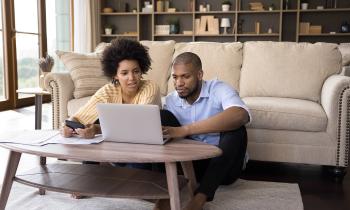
[61,39,251,210]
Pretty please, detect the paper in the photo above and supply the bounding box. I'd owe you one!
[0,130,104,146]
[45,133,104,145]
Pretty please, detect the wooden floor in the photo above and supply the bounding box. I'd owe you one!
[241,161,350,210]
[0,104,349,210]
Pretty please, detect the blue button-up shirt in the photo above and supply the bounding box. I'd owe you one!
[164,80,251,145]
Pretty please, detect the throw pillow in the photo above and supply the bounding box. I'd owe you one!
[56,50,109,99]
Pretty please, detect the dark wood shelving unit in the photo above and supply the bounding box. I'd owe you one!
[98,0,350,43]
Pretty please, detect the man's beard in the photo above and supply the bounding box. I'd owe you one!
[178,81,201,99]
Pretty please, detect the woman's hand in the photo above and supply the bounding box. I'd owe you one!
[75,124,97,139]
[61,124,75,138]
[162,126,190,139]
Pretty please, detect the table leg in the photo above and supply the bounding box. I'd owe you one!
[34,94,42,130]
[165,162,181,210]
[38,156,46,195]
[181,161,197,197]
[35,94,46,195]
[0,151,21,210]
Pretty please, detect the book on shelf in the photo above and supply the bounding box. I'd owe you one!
[249,2,264,11]
[155,25,170,35]
[309,25,322,34]
[300,22,310,34]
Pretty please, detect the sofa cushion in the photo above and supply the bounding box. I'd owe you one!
[240,42,342,103]
[169,42,243,93]
[56,51,109,99]
[140,40,175,96]
[243,97,327,132]
[67,96,91,117]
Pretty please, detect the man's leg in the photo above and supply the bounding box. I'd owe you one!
[186,126,247,210]
[160,109,181,127]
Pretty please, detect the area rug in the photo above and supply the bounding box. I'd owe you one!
[3,179,303,210]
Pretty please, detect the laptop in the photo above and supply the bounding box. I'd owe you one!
[96,103,170,145]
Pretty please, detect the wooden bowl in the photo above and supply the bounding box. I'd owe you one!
[103,7,113,13]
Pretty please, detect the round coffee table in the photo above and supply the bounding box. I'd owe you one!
[0,138,221,210]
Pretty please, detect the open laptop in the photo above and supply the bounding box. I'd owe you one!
[96,103,170,145]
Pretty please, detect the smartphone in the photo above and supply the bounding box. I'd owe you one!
[65,120,85,130]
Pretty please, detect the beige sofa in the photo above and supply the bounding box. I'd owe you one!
[44,41,350,177]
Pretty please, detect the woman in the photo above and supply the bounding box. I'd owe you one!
[62,38,161,138]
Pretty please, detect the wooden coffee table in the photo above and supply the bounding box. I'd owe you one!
[0,138,221,210]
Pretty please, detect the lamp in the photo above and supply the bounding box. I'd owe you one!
[220,18,231,34]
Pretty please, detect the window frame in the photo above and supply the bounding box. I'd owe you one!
[0,0,50,111]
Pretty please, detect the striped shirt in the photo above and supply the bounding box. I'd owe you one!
[73,80,161,125]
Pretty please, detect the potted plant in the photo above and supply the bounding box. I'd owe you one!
[104,24,114,35]
[38,54,54,89]
[168,18,180,34]
[222,0,231,11]
[301,0,309,10]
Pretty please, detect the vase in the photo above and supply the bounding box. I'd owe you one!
[340,21,350,33]
[222,4,230,11]
[39,72,49,90]
[301,3,308,10]
[170,24,179,34]
[105,28,112,35]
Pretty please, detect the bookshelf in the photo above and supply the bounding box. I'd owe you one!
[98,0,350,43]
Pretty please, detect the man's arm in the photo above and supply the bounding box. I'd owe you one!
[163,106,249,139]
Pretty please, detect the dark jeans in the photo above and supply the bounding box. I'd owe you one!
[160,109,248,201]
[193,126,247,201]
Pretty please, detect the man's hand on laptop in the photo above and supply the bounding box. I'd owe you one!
[162,126,190,139]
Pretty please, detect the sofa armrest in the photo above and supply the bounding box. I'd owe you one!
[321,74,350,167]
[44,72,74,129]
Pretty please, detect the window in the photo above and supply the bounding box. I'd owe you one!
[14,0,39,98]
[46,0,71,72]
[0,0,72,110]
[0,0,5,101]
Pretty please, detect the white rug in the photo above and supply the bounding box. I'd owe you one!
[4,179,303,210]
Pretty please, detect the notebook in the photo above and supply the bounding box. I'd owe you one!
[96,103,170,145]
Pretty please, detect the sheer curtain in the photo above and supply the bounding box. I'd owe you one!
[73,0,99,53]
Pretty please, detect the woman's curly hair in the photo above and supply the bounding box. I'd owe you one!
[101,39,151,78]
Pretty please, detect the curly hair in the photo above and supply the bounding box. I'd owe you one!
[101,38,151,79]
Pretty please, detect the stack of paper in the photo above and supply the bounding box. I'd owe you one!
[0,130,104,146]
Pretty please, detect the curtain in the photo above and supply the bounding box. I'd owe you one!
[73,0,99,53]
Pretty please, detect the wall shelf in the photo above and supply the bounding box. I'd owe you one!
[99,0,350,43]
[238,33,279,36]
[299,33,350,36]
[238,10,281,13]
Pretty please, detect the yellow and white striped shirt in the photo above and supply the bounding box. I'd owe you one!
[73,80,161,125]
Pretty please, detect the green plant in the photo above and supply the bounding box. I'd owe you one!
[222,0,232,5]
[105,24,113,29]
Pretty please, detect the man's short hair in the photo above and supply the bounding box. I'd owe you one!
[172,52,202,71]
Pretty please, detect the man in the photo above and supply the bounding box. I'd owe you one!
[158,52,250,210]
